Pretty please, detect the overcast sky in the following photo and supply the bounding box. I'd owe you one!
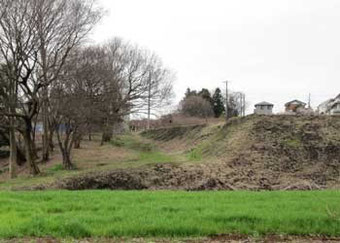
[91,0,340,113]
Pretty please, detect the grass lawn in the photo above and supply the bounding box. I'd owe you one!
[0,190,339,239]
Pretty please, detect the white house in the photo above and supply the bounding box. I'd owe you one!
[254,101,274,115]
[329,100,340,115]
[318,94,340,115]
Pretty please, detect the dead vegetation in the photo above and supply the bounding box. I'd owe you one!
[10,115,339,191]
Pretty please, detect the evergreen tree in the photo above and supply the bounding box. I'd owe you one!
[212,88,225,117]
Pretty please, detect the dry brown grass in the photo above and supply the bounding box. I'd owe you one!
[0,136,138,184]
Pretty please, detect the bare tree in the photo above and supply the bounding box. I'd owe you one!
[0,0,102,175]
[0,0,41,175]
[0,64,17,178]
[226,92,244,118]
[50,80,86,170]
[48,38,175,166]
[180,96,214,118]
[99,39,175,140]
[49,45,108,168]
[137,54,175,129]
[33,0,102,162]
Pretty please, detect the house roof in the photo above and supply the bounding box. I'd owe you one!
[318,99,333,107]
[318,94,340,108]
[255,101,274,107]
[285,99,306,106]
[331,100,340,108]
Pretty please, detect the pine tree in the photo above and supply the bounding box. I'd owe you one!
[212,88,225,118]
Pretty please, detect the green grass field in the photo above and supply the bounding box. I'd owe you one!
[0,190,339,239]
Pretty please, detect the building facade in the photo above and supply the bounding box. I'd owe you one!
[285,100,306,112]
[318,94,340,115]
[254,101,274,115]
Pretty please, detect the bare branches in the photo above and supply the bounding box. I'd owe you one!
[0,0,102,174]
[0,0,173,173]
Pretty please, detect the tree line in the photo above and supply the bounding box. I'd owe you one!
[179,87,241,118]
[0,0,174,177]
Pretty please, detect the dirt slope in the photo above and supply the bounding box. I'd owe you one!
[33,115,340,190]
[141,115,340,190]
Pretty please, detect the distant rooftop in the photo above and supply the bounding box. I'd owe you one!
[285,100,306,106]
[255,101,274,107]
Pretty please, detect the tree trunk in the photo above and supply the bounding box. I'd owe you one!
[42,92,50,161]
[42,120,50,161]
[16,145,26,166]
[48,128,54,152]
[8,70,17,178]
[30,136,39,160]
[23,120,40,175]
[88,126,92,141]
[56,126,75,170]
[73,131,82,149]
[101,126,112,145]
[74,137,81,149]
[40,35,50,162]
[2,129,26,165]
[8,121,17,179]
[62,149,74,170]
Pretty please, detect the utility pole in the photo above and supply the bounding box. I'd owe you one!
[237,92,243,116]
[237,92,243,117]
[224,81,229,120]
[243,93,246,116]
[308,93,311,109]
[239,93,243,117]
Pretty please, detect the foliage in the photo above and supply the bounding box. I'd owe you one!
[198,88,213,104]
[212,88,225,118]
[181,87,240,118]
[184,88,197,97]
[0,191,339,238]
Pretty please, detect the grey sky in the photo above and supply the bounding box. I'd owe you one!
[91,0,340,113]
